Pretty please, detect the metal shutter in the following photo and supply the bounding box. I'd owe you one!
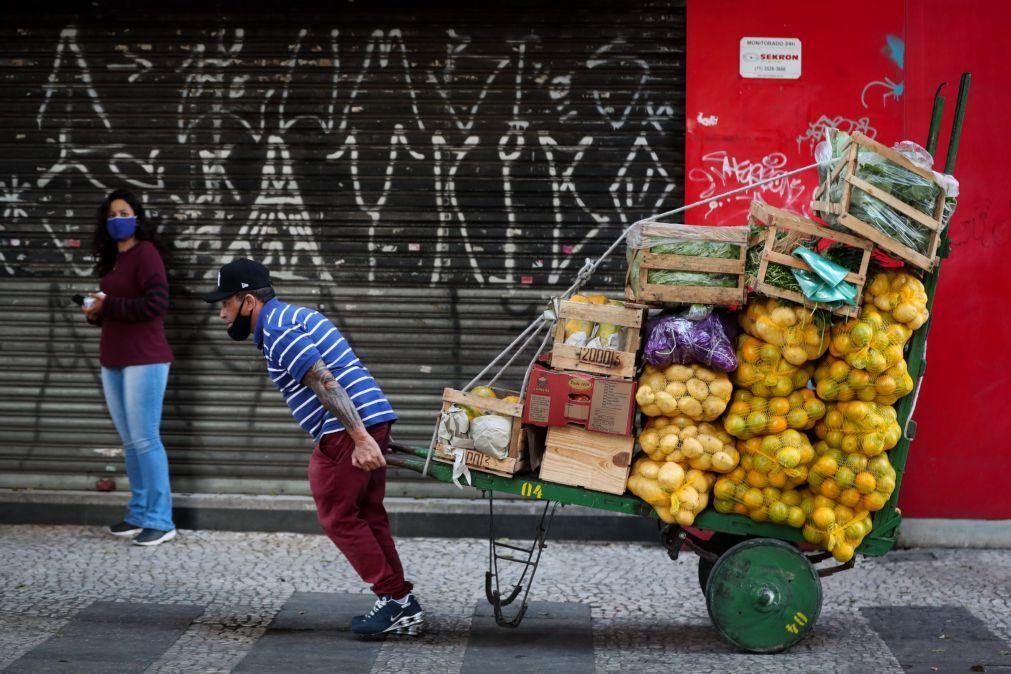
[0,0,685,495]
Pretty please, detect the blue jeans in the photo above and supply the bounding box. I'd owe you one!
[101,363,175,531]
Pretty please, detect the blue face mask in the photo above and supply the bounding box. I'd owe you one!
[106,216,137,241]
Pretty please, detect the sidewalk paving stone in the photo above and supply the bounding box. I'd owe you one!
[1,525,1009,673]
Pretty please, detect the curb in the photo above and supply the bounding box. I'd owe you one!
[2,490,1009,548]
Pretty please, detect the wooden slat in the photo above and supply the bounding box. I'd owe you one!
[442,388,523,417]
[752,201,874,250]
[640,252,745,274]
[838,214,937,271]
[640,223,749,244]
[849,132,939,183]
[846,175,942,232]
[636,283,746,306]
[548,345,637,379]
[556,300,645,328]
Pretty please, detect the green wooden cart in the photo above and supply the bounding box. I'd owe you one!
[387,78,969,654]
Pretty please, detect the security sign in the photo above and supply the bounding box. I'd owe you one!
[740,37,802,79]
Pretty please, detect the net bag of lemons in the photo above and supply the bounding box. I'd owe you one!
[635,363,733,421]
[739,296,831,365]
[626,456,716,526]
[801,491,874,563]
[736,429,816,489]
[712,467,807,527]
[722,388,826,439]
[733,334,815,398]
[813,354,914,406]
[807,443,897,512]
[813,401,901,457]
[637,415,740,473]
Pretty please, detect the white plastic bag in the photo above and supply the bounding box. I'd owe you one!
[438,405,470,446]
[470,414,512,460]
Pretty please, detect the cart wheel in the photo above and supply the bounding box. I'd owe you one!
[705,538,822,654]
[697,533,749,592]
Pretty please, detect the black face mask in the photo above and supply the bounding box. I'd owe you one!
[227,296,253,341]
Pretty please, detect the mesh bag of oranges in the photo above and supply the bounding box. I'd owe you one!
[801,491,874,563]
[807,443,897,512]
[626,456,716,526]
[737,429,815,490]
[733,334,815,398]
[637,415,740,473]
[738,296,831,365]
[863,269,930,331]
[722,388,827,440]
[813,401,902,457]
[814,354,914,406]
[635,363,733,421]
[712,467,807,528]
[828,308,911,376]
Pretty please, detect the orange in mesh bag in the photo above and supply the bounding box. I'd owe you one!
[814,354,914,406]
[737,429,815,490]
[626,456,716,526]
[733,334,815,398]
[813,401,902,456]
[739,297,831,365]
[712,467,807,527]
[807,443,897,511]
[801,491,873,563]
[637,415,740,473]
[722,388,826,439]
[635,363,733,421]
[864,269,930,331]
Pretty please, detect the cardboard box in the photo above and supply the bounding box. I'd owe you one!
[523,361,637,436]
[539,426,634,495]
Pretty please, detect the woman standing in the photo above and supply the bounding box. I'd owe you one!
[82,188,176,546]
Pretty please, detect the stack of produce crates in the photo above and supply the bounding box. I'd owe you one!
[522,295,648,495]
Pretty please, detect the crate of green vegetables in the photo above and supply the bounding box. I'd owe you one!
[624,221,749,307]
[748,201,874,319]
[811,131,946,272]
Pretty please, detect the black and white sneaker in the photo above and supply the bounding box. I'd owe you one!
[132,528,177,546]
[351,595,424,637]
[107,521,143,537]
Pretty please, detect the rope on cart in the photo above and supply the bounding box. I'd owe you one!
[422,160,821,476]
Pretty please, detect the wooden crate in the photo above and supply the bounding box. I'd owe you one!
[432,387,528,477]
[811,131,945,272]
[550,300,647,379]
[538,426,634,496]
[624,222,749,307]
[748,202,874,318]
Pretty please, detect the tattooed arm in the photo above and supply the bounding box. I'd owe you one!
[302,359,386,470]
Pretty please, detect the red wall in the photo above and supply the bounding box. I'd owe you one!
[899,0,1011,518]
[686,1,1011,518]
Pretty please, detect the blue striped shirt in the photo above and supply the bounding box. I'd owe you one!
[253,298,397,442]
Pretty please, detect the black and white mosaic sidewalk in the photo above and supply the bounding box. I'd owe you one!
[1,526,1009,673]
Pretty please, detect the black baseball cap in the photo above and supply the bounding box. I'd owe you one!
[203,258,273,302]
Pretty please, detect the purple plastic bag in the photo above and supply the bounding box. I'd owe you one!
[644,311,738,372]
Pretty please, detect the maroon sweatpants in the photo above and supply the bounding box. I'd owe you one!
[308,422,412,599]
